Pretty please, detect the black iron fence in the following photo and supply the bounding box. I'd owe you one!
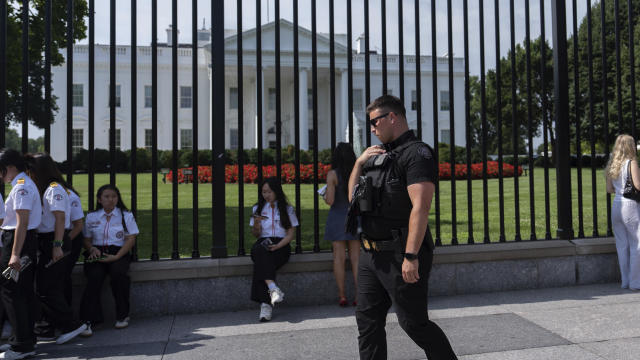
[0,0,637,260]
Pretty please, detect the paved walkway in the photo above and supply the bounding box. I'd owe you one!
[31,283,640,359]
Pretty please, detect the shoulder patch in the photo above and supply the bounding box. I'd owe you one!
[16,179,24,185]
[50,182,58,187]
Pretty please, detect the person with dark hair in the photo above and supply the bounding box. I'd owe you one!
[323,143,360,307]
[348,95,458,359]
[24,153,87,345]
[250,177,298,322]
[79,184,139,336]
[0,148,41,359]
[62,188,84,306]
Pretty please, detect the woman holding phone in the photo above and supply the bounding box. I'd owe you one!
[79,184,139,336]
[249,177,298,322]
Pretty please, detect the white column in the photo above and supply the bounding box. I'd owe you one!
[340,70,349,143]
[299,69,309,150]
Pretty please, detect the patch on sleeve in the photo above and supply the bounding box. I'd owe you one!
[17,189,28,196]
[72,201,79,207]
[54,194,63,201]
[417,145,433,160]
[16,179,24,185]
[116,231,124,239]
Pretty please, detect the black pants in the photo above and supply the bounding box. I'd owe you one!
[356,246,457,360]
[80,246,131,323]
[250,237,290,304]
[36,232,80,333]
[0,229,37,352]
[63,232,84,306]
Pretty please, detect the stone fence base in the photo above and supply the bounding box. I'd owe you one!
[70,238,619,321]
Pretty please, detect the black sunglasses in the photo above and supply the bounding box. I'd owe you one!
[369,112,390,128]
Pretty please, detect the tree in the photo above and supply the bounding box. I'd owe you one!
[569,0,640,149]
[469,37,555,156]
[4,0,88,129]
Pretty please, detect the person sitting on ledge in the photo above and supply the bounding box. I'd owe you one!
[250,177,298,322]
[79,184,139,337]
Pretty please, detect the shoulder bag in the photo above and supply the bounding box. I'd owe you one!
[623,161,640,202]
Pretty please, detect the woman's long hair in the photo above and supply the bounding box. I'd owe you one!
[331,142,356,196]
[605,134,637,180]
[25,152,78,197]
[254,177,293,230]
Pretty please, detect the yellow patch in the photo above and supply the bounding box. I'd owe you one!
[50,182,58,187]
[16,179,24,185]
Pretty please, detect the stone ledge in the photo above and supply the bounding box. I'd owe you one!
[432,240,576,264]
[571,237,616,255]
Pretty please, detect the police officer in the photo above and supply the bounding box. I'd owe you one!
[348,95,457,360]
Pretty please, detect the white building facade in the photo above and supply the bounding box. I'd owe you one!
[51,20,465,161]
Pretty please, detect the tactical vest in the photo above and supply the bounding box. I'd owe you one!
[360,140,424,240]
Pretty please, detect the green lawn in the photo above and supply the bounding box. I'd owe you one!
[70,167,610,259]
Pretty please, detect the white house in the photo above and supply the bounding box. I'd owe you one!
[51,19,465,161]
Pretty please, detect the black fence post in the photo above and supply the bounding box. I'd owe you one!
[211,0,227,258]
[551,0,573,240]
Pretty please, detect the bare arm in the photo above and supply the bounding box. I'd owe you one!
[401,181,435,284]
[10,210,30,270]
[323,170,337,206]
[113,235,136,259]
[631,160,640,190]
[606,177,614,194]
[68,219,83,240]
[270,227,295,251]
[52,210,66,261]
[348,146,386,203]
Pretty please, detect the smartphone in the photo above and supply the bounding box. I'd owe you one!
[253,214,269,220]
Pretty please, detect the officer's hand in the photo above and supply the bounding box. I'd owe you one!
[357,146,386,166]
[402,258,420,283]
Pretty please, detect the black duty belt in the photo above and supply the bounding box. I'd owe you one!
[360,233,396,252]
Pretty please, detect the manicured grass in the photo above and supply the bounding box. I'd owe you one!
[70,167,609,259]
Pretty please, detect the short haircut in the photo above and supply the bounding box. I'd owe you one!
[0,148,26,178]
[366,94,406,119]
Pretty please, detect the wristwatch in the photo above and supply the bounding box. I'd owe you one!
[53,240,63,248]
[403,252,418,261]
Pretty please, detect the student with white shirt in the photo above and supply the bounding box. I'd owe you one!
[79,184,139,336]
[0,149,41,359]
[25,153,87,345]
[249,177,299,322]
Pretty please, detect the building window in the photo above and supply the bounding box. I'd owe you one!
[114,129,121,150]
[230,87,238,110]
[411,90,418,111]
[145,86,152,108]
[307,89,313,110]
[180,129,193,150]
[180,86,192,108]
[268,88,276,111]
[440,90,450,111]
[109,84,121,107]
[72,129,83,155]
[353,89,363,111]
[308,129,315,150]
[440,129,451,145]
[230,128,238,149]
[145,129,152,150]
[72,84,83,107]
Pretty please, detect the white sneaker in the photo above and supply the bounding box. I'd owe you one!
[0,344,10,352]
[56,323,88,345]
[259,303,272,322]
[269,287,284,305]
[0,349,36,359]
[115,317,130,329]
[79,323,92,337]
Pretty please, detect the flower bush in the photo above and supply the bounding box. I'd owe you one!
[167,163,331,184]
[438,161,522,180]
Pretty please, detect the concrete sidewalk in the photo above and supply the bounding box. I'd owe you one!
[31,283,640,359]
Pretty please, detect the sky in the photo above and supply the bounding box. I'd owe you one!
[25,0,591,139]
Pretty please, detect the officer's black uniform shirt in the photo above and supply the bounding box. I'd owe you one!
[361,130,436,240]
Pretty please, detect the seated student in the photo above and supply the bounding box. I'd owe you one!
[25,153,87,345]
[79,184,139,336]
[250,177,298,322]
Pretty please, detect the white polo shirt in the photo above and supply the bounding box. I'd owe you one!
[1,172,42,230]
[0,193,6,220]
[38,182,71,233]
[83,207,139,247]
[249,201,299,238]
[68,190,84,224]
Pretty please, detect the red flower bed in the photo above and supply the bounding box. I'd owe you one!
[438,161,522,180]
[167,163,331,184]
[167,161,520,184]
